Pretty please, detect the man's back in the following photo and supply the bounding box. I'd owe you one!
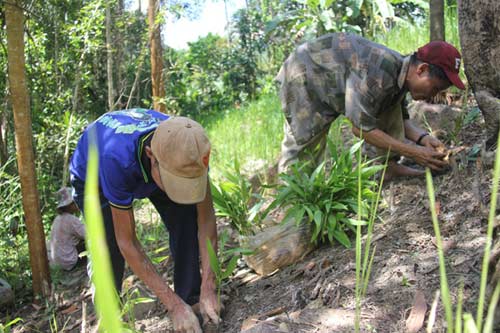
[276,33,407,146]
[281,33,403,114]
[70,108,169,208]
[49,213,85,270]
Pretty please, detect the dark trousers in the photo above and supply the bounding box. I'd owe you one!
[71,176,201,305]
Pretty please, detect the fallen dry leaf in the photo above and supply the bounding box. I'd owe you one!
[61,304,79,315]
[431,237,455,253]
[406,290,427,333]
[435,200,441,216]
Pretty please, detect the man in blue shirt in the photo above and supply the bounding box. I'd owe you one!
[70,109,219,332]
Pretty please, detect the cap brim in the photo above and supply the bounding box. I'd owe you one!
[445,70,465,90]
[158,166,207,204]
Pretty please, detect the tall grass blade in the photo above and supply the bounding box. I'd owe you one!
[455,281,463,333]
[483,280,500,333]
[425,169,453,332]
[362,245,377,297]
[361,152,389,296]
[463,313,479,333]
[476,132,500,332]
[355,136,363,333]
[84,132,123,332]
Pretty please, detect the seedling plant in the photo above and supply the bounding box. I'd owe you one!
[211,159,265,236]
[269,138,384,247]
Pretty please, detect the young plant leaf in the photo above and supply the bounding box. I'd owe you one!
[206,239,220,276]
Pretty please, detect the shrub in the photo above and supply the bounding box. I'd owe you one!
[210,160,265,236]
[269,138,384,247]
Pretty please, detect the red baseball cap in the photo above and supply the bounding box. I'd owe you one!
[416,41,465,90]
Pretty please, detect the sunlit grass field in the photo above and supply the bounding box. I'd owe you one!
[199,93,283,180]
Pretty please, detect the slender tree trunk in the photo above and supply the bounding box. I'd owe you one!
[459,0,500,326]
[5,0,50,298]
[106,0,116,111]
[148,0,166,112]
[0,110,8,166]
[126,48,147,109]
[115,0,125,109]
[224,0,232,46]
[61,50,86,186]
[430,0,445,41]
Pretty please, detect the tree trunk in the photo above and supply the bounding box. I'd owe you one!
[5,0,50,298]
[430,0,445,41]
[0,109,9,166]
[458,0,500,149]
[148,0,166,113]
[126,48,147,109]
[115,0,125,109]
[106,0,116,112]
[458,0,500,325]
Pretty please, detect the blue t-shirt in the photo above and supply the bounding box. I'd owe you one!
[70,109,169,209]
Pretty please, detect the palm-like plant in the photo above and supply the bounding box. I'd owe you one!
[268,138,383,247]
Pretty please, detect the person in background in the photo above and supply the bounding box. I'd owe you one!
[49,187,86,271]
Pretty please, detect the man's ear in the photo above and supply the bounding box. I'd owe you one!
[416,62,430,76]
[145,146,154,159]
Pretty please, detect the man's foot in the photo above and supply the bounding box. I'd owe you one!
[385,161,425,181]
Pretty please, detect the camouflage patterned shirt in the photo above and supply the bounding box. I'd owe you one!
[276,32,410,145]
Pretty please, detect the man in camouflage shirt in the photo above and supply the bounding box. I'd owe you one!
[277,32,465,178]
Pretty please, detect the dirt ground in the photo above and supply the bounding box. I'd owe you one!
[2,102,498,332]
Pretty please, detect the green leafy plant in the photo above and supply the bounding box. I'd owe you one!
[206,233,252,304]
[269,138,384,247]
[120,288,154,330]
[210,160,265,236]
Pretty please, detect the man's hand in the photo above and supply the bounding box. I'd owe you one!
[420,135,446,151]
[410,146,448,170]
[200,287,221,325]
[170,301,202,333]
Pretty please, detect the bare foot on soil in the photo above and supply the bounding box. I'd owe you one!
[385,161,425,182]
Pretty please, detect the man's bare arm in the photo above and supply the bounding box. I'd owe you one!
[195,182,221,324]
[403,119,428,143]
[111,207,184,310]
[196,182,217,290]
[111,207,201,331]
